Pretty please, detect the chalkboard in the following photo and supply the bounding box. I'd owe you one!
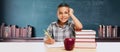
[0,0,4,24]
[0,0,120,37]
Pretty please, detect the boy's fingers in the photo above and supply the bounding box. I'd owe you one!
[45,38,55,44]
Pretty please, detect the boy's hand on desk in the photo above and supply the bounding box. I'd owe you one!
[44,30,55,44]
[44,37,55,44]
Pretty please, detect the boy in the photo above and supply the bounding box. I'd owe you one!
[44,3,83,44]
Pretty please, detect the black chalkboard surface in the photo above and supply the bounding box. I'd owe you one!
[0,0,120,37]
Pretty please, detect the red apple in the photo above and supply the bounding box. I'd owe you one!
[64,38,75,51]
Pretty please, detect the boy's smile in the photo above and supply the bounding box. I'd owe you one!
[57,7,70,23]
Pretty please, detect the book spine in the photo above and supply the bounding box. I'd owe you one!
[27,25,32,38]
[76,36,95,38]
[102,25,105,37]
[15,28,20,38]
[98,25,103,38]
[11,25,16,38]
[4,26,9,38]
[75,41,96,48]
[75,38,95,42]
[8,25,11,38]
[19,28,23,38]
[75,32,96,35]
[23,28,27,38]
[0,23,5,38]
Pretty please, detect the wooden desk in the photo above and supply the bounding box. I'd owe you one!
[47,47,96,52]
[45,42,96,52]
[0,42,120,52]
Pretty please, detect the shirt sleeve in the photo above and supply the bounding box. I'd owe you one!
[70,21,75,29]
[44,23,54,41]
[47,24,54,39]
[69,21,75,38]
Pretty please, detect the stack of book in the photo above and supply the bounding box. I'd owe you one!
[98,25,120,38]
[0,23,32,38]
[75,30,96,49]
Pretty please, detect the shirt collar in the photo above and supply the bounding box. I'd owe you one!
[55,20,69,28]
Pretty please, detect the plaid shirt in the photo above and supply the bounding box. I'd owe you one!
[46,21,75,42]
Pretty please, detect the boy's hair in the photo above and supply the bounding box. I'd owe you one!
[58,3,70,8]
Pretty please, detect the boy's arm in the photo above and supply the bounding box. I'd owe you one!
[44,25,55,44]
[44,31,55,44]
[69,8,83,30]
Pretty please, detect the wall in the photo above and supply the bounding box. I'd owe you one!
[0,0,120,37]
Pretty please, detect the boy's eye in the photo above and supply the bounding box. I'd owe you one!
[59,12,62,14]
[59,11,68,14]
[65,12,68,14]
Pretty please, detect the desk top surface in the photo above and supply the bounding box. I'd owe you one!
[0,42,120,52]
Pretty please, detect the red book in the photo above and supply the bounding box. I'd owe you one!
[8,25,11,38]
[11,25,16,38]
[4,26,9,38]
[75,38,95,42]
[23,28,27,38]
[75,41,97,49]
[75,30,96,35]
[19,28,23,38]
[75,30,96,38]
[76,34,96,38]
[0,23,5,38]
[15,28,20,38]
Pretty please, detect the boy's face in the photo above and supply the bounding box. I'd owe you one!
[57,7,70,23]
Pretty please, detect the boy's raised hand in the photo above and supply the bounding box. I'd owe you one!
[69,8,74,17]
